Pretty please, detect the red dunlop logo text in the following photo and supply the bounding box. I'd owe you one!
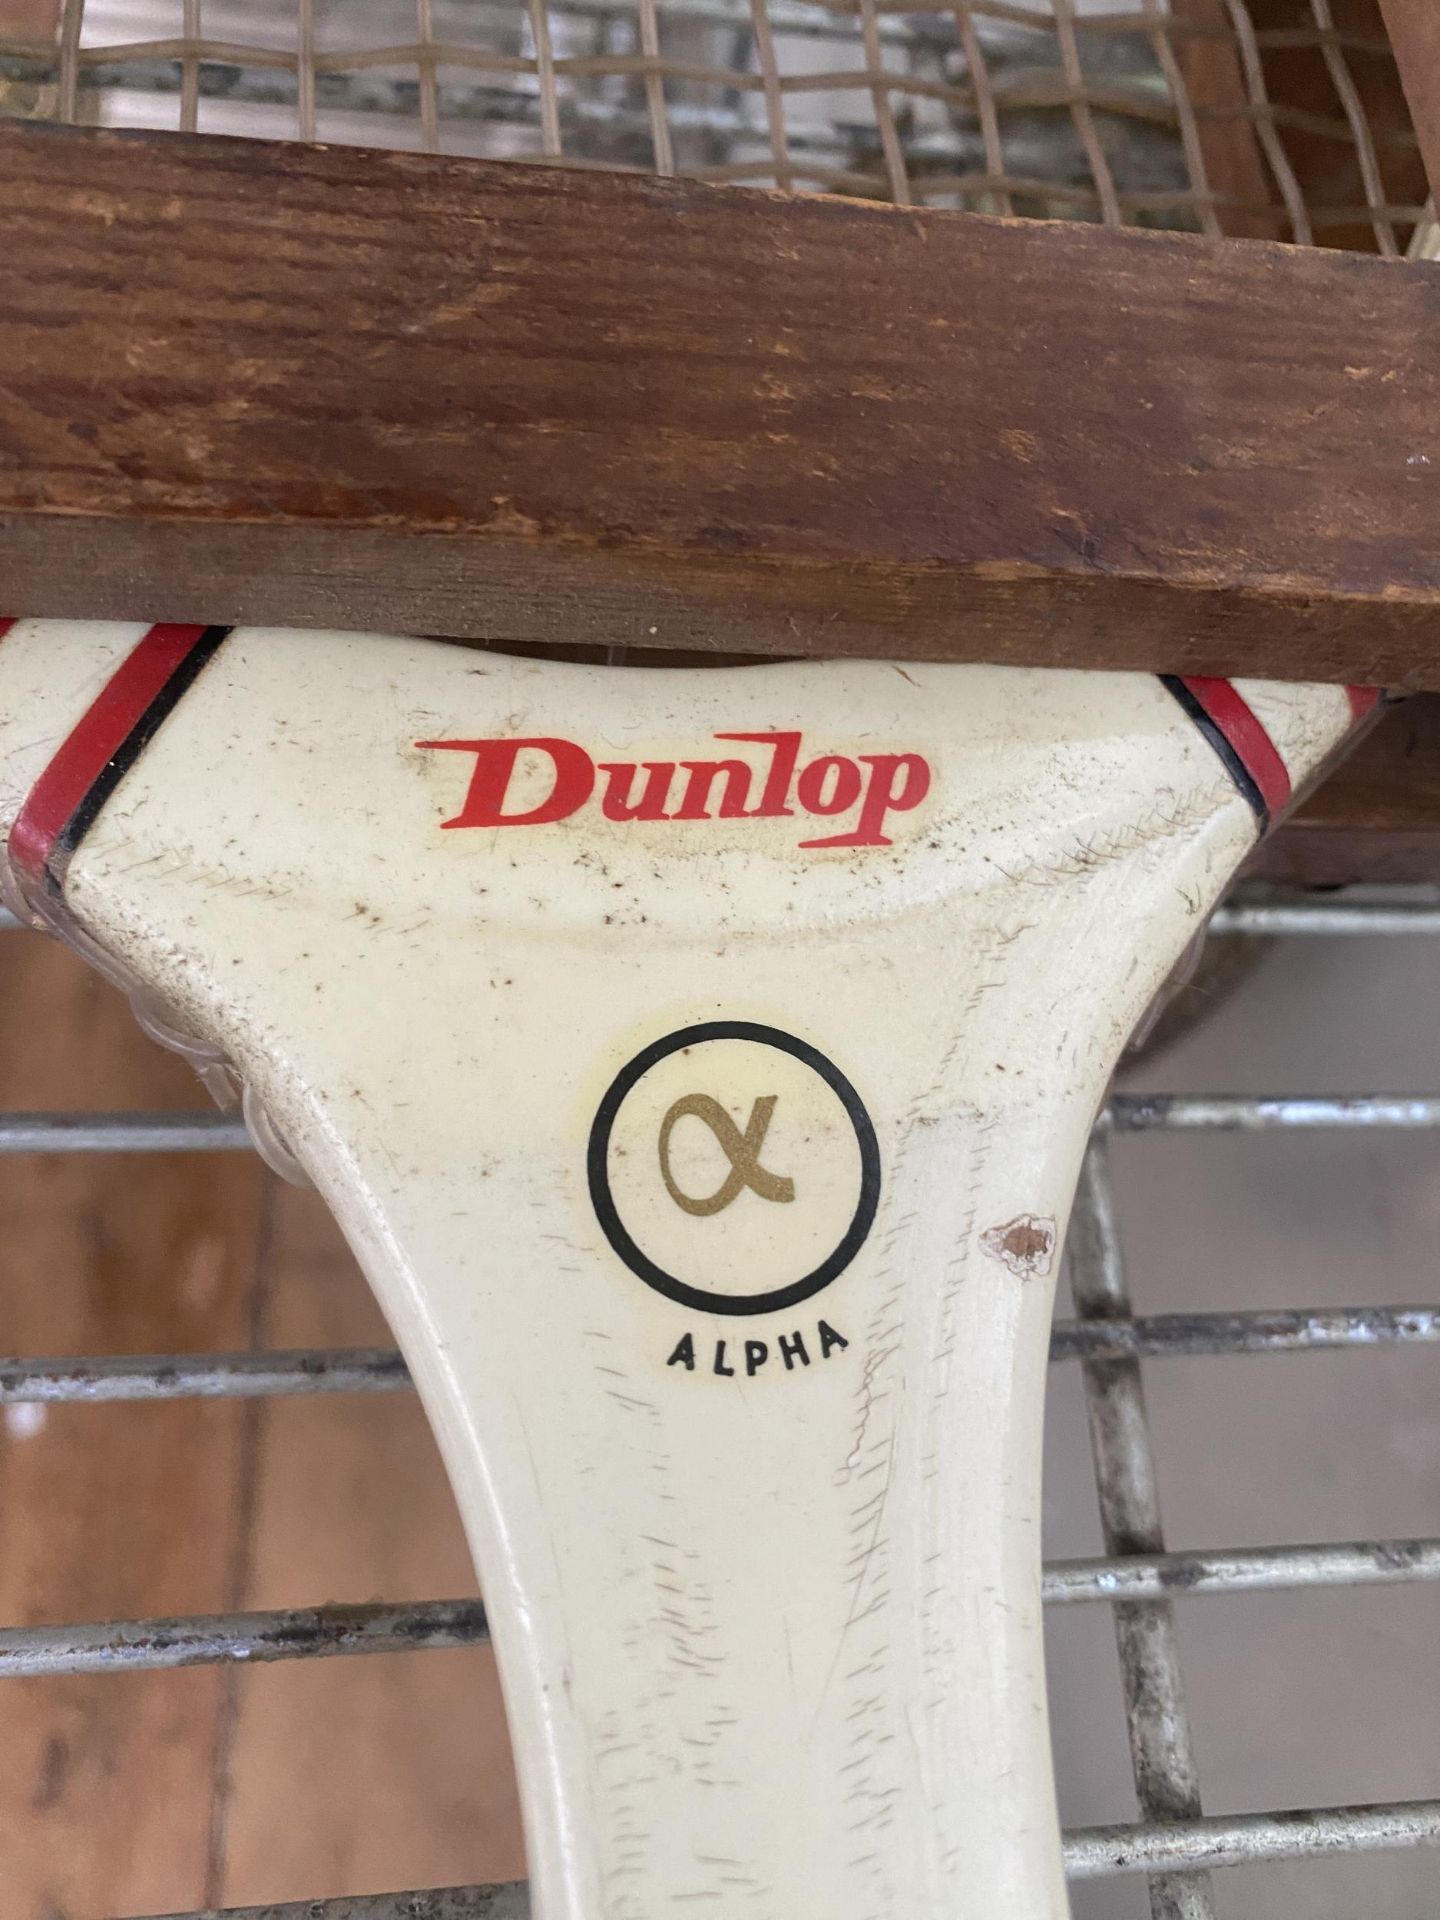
[417,731,932,850]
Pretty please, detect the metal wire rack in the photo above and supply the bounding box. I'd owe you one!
[2,888,1440,1918]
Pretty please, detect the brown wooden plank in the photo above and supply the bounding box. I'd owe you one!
[1236,0,1436,255]
[0,932,268,1918]
[217,1182,524,1907]
[1177,0,1286,240]
[4,122,1440,686]
[1382,0,1440,204]
[0,0,57,42]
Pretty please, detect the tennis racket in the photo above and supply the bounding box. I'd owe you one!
[0,620,1377,1919]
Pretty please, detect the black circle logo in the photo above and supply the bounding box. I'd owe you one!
[587,1020,880,1316]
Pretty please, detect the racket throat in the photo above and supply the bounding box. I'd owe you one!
[0,624,1375,1920]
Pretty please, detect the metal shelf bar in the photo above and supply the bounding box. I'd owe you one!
[0,1599,490,1679]
[1064,1800,1440,1878]
[5,1304,1438,1404]
[0,1111,250,1152]
[1069,1139,1213,1918]
[3,1092,1439,1156]
[134,1801,1440,1914]
[13,1537,1440,1680]
[0,1349,413,1402]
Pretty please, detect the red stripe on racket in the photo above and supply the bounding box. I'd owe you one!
[1171,676,1292,820]
[9,624,228,899]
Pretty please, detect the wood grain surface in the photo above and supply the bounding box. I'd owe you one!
[1177,0,1281,241]
[0,934,524,1918]
[1382,0,1440,205]
[1226,1,1430,254]
[0,936,266,1918]
[4,120,1440,686]
[215,1181,524,1910]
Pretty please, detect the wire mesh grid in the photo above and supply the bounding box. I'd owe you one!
[0,0,1429,245]
[1,891,1439,1917]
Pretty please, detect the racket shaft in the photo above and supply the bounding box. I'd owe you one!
[0,625,1363,1917]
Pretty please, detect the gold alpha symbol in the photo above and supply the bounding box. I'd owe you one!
[657,1093,797,1217]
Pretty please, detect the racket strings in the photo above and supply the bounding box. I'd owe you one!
[0,0,1426,248]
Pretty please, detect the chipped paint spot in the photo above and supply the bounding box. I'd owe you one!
[980,1213,1057,1279]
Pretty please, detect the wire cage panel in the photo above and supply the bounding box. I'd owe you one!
[0,894,1438,1915]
